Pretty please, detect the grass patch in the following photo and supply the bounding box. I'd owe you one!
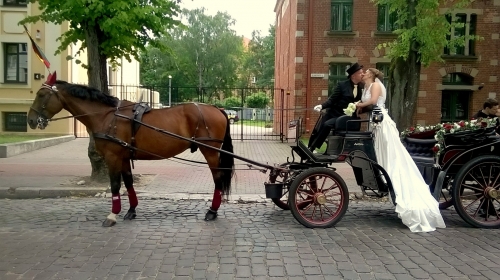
[0,134,63,145]
[241,120,273,128]
[299,137,327,154]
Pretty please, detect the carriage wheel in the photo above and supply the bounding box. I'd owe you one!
[288,167,349,228]
[452,155,500,228]
[269,163,292,210]
[439,178,454,210]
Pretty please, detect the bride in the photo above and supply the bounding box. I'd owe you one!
[355,68,446,232]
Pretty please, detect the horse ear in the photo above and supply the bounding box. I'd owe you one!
[46,71,57,86]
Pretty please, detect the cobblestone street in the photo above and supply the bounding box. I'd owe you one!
[1,198,500,280]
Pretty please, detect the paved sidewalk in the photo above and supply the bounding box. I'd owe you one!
[0,138,359,200]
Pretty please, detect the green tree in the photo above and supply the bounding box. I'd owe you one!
[373,0,476,129]
[246,92,270,108]
[140,8,244,103]
[239,26,275,88]
[21,0,181,181]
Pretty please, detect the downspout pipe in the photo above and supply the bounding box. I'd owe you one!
[305,0,313,132]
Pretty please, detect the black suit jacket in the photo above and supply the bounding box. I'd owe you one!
[321,79,364,119]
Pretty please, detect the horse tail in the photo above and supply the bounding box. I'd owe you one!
[219,110,235,198]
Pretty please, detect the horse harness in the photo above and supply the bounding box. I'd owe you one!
[94,102,224,167]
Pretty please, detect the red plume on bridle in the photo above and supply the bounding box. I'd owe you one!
[45,71,57,86]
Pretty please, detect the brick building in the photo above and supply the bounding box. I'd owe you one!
[274,0,500,134]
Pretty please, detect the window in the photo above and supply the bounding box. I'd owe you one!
[377,5,398,32]
[375,63,390,88]
[328,63,351,95]
[3,0,28,6]
[4,43,28,83]
[442,73,473,85]
[444,14,477,56]
[331,0,352,31]
[4,112,27,132]
[441,91,471,122]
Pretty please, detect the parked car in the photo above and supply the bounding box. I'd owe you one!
[225,110,239,124]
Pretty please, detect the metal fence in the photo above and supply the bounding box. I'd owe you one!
[74,85,304,142]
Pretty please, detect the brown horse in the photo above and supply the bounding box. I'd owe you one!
[27,72,235,227]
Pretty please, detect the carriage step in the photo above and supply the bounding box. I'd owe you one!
[359,186,388,198]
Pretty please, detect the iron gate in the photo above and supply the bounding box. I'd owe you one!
[74,85,302,142]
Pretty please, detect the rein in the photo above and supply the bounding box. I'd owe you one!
[49,103,137,122]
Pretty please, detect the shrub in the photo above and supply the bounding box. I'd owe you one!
[246,92,270,108]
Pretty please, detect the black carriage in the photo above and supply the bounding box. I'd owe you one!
[264,113,500,229]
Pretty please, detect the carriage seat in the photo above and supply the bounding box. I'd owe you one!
[403,137,437,185]
[332,115,372,137]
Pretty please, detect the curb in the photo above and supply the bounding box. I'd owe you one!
[0,187,376,202]
[0,187,107,199]
[0,135,76,158]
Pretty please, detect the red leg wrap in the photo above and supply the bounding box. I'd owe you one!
[211,189,222,211]
[127,188,138,208]
[112,194,121,214]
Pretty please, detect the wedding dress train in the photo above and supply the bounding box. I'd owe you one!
[363,79,446,232]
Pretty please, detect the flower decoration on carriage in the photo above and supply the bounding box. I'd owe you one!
[343,102,357,117]
[433,117,498,156]
[400,124,440,140]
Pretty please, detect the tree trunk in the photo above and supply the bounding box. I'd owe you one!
[85,23,109,182]
[387,0,421,130]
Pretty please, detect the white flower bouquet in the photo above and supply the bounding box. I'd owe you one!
[343,102,357,117]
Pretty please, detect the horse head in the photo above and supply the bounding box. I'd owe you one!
[27,71,64,130]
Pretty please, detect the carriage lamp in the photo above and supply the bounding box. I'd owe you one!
[168,75,172,107]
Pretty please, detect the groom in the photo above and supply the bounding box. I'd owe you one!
[308,63,364,152]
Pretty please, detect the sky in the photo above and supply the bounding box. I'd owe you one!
[179,0,277,39]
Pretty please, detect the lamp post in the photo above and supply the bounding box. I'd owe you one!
[168,75,172,107]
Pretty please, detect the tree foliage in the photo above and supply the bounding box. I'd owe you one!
[20,0,181,181]
[372,0,477,129]
[239,26,276,88]
[140,8,244,103]
[21,0,181,70]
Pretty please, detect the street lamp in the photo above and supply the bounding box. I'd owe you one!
[168,75,172,107]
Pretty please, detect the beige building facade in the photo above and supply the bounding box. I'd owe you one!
[1,1,145,136]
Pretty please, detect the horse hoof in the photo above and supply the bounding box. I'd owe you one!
[102,218,116,227]
[123,211,137,220]
[204,209,218,221]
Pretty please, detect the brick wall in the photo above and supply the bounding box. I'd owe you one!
[274,0,500,133]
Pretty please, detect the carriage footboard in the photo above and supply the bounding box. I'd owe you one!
[290,140,338,164]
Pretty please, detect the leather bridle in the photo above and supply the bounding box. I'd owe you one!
[30,83,60,129]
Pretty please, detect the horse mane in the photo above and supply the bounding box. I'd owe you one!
[55,80,119,107]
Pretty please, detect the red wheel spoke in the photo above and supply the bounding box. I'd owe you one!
[460,193,483,199]
[467,172,487,190]
[299,200,314,212]
[322,204,337,216]
[461,183,484,192]
[463,195,483,212]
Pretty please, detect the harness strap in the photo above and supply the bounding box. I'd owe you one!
[192,103,212,139]
[127,102,152,166]
[92,133,214,165]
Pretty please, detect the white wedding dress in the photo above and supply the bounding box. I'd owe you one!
[362,79,446,232]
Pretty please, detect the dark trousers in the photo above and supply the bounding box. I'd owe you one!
[308,116,338,151]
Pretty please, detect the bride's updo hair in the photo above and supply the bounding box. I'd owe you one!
[368,68,384,80]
